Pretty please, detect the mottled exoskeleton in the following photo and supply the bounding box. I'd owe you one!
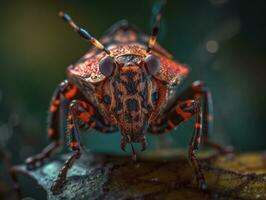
[26,1,226,195]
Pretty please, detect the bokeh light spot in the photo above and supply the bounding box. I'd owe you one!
[206,40,219,54]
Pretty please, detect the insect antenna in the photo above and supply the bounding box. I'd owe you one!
[59,11,111,55]
[146,0,167,52]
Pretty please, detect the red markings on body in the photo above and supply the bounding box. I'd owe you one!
[195,123,202,129]
[194,94,201,99]
[54,99,60,105]
[68,114,73,120]
[50,105,58,112]
[186,101,193,107]
[167,120,175,129]
[70,141,79,149]
[68,124,74,129]
[50,98,61,112]
[88,106,94,115]
[79,112,90,123]
[90,121,96,128]
[64,86,77,99]
[176,106,192,119]
[80,101,88,109]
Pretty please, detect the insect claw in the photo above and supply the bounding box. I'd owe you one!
[120,137,127,152]
[198,179,208,191]
[141,144,146,151]
[121,145,127,152]
[140,136,148,151]
[130,143,137,161]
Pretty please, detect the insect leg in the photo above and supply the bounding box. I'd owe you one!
[26,80,78,169]
[186,101,207,190]
[50,98,117,194]
[76,103,117,134]
[150,100,207,190]
[175,81,213,141]
[176,80,230,154]
[151,81,230,153]
[50,100,87,195]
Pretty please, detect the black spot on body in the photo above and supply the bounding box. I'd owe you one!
[134,115,140,122]
[126,99,139,112]
[121,79,137,95]
[147,104,152,111]
[126,72,136,79]
[152,91,159,103]
[140,83,148,109]
[114,90,120,96]
[113,83,122,96]
[113,99,123,112]
[125,81,137,95]
[103,95,111,105]
[125,112,133,122]
[114,74,121,82]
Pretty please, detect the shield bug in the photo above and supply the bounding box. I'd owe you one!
[26,0,224,194]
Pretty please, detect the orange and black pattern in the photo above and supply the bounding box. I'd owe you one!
[25,0,223,193]
[67,99,116,151]
[149,80,213,144]
[47,80,78,141]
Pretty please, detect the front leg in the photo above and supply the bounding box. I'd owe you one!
[176,81,230,153]
[50,100,116,195]
[176,80,213,142]
[150,99,206,190]
[149,81,211,136]
[152,81,229,154]
[26,80,79,169]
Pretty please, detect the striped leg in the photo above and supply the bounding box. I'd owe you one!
[151,81,228,150]
[149,100,206,190]
[176,81,230,154]
[26,80,78,169]
[176,80,213,143]
[50,100,116,194]
[50,100,84,195]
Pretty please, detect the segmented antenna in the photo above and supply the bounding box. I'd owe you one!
[59,11,111,55]
[147,0,167,52]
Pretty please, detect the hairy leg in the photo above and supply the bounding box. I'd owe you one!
[26,80,79,169]
[50,100,116,194]
[50,100,86,195]
[149,99,206,190]
[176,81,230,153]
[176,81,213,142]
[152,80,229,153]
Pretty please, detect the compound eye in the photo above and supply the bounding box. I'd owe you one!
[144,55,160,75]
[99,56,115,77]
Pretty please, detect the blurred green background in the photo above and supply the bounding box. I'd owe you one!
[0,0,266,197]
